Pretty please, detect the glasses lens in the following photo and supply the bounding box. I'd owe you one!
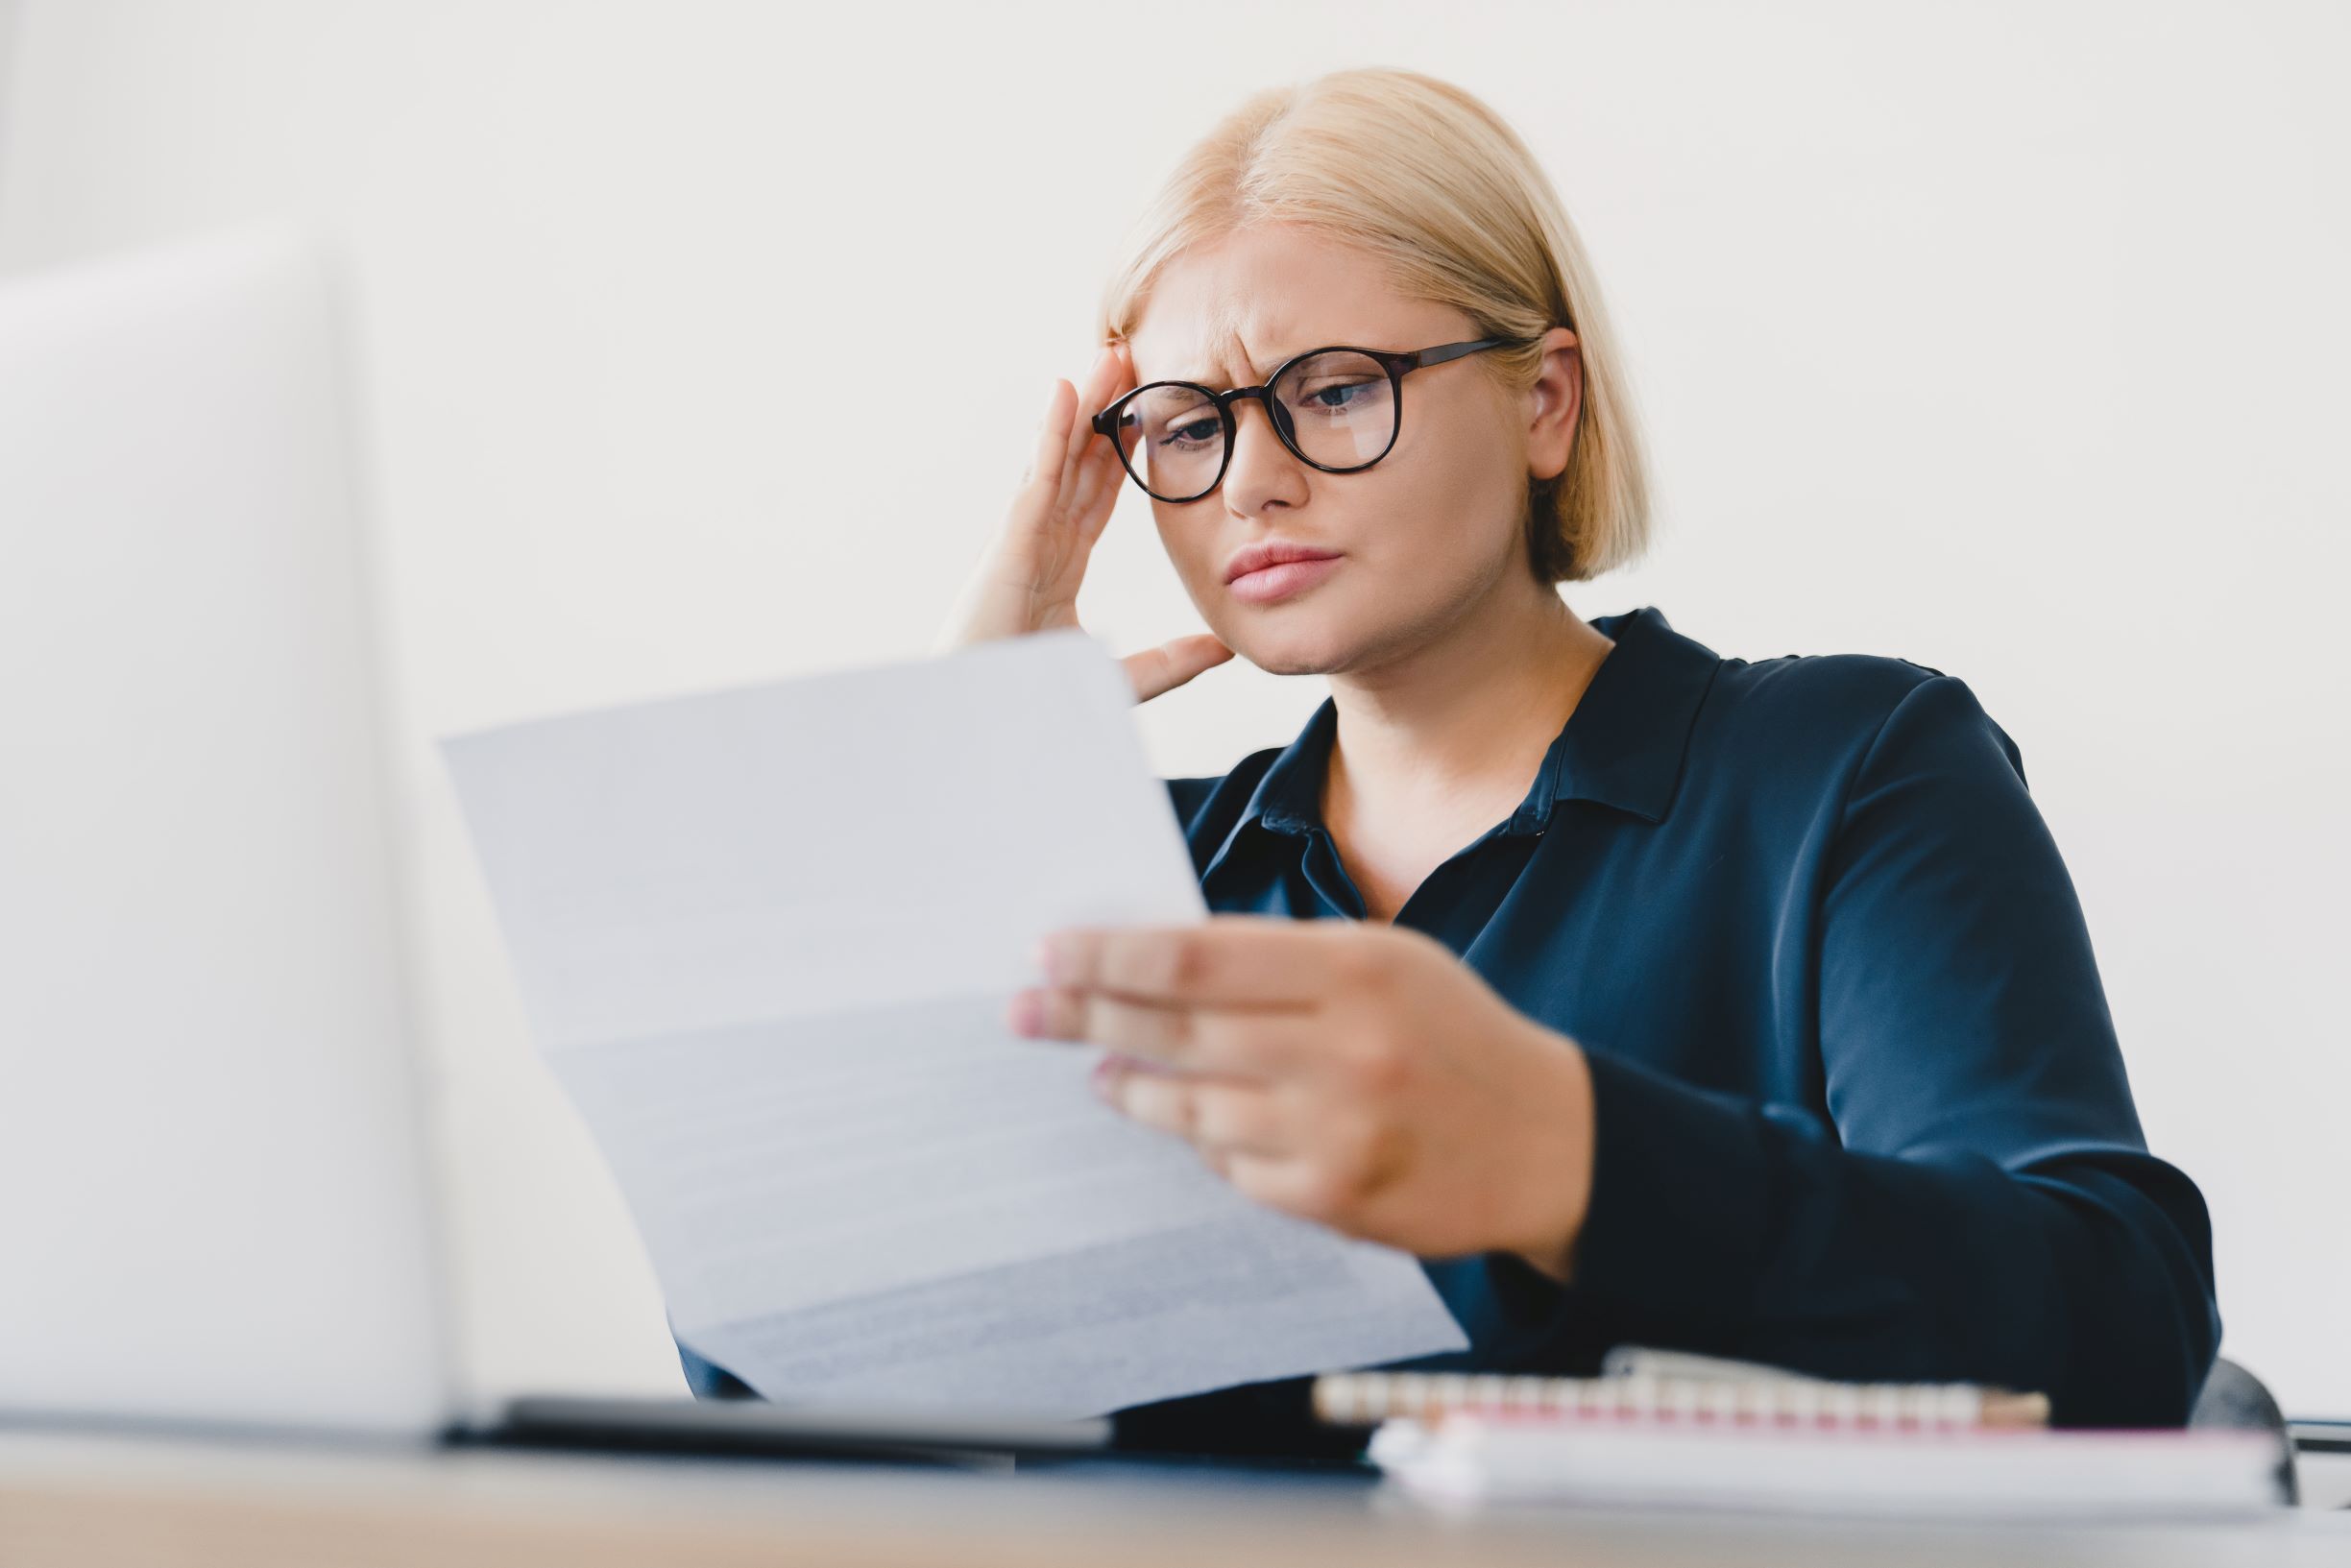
[1272,350,1395,470]
[1111,383,1225,501]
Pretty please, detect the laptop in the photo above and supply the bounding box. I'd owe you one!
[0,226,1111,1467]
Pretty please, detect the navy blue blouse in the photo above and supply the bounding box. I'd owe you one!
[677,605,2219,1453]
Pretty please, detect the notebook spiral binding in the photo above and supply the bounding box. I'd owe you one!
[1311,1369,2051,1431]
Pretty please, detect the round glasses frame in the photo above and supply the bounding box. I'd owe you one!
[1090,335,1536,504]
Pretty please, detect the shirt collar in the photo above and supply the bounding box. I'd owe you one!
[1233,605,1721,844]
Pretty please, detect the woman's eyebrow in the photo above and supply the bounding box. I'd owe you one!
[1154,348,1308,391]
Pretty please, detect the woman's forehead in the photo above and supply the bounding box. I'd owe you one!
[1127,229,1464,388]
[1128,310,1463,392]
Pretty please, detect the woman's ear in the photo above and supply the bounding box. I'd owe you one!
[1525,327,1582,484]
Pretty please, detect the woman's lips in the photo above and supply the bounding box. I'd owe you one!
[1227,554,1342,605]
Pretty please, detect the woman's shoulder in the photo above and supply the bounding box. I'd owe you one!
[1714,643,1951,716]
[1705,638,1975,731]
[1697,643,2024,791]
[1617,606,1997,765]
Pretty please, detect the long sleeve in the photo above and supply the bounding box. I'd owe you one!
[665,610,2223,1445]
[1561,674,2219,1425]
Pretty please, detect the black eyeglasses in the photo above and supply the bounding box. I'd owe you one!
[1091,336,1534,504]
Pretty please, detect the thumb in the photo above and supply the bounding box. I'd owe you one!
[1122,634,1236,705]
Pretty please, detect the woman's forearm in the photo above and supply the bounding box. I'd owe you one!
[1551,1048,2219,1426]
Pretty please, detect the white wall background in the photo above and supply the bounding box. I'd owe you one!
[2,0,2343,1412]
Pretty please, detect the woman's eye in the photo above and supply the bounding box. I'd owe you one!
[1303,382,1373,410]
[1157,417,1220,447]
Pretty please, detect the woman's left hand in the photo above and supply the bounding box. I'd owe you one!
[1006,914,1597,1281]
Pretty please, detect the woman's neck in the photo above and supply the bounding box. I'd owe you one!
[1321,581,1615,834]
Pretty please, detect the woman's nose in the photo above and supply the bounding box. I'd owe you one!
[1220,396,1308,513]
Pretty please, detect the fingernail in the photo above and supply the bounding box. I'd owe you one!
[1006,990,1042,1036]
[1031,936,1068,982]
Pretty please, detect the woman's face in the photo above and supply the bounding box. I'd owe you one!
[1124,224,1579,678]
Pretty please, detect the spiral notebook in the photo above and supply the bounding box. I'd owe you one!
[1311,1351,2290,1517]
[1312,1349,2051,1432]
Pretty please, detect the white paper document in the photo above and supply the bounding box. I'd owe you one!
[441,629,1467,1418]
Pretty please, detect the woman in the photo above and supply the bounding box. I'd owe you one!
[680,66,2219,1455]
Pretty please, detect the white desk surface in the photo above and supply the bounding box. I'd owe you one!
[1,1424,2345,1568]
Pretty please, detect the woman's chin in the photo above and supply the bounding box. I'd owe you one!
[1226,622,1355,678]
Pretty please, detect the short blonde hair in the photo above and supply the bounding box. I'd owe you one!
[1098,67,1651,584]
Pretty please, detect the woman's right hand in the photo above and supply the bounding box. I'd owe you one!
[933,341,1233,705]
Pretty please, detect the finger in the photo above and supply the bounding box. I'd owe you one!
[1082,341,1147,504]
[1219,1148,1352,1229]
[1124,634,1235,704]
[1099,1064,1290,1157]
[1057,347,1117,500]
[1106,338,1143,401]
[1021,378,1074,497]
[1068,345,1139,520]
[1065,424,1128,544]
[1079,340,1137,446]
[1017,984,1295,1075]
[1093,337,1137,408]
[1040,916,1351,1007]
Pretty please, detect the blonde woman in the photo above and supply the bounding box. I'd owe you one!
[682,68,2218,1458]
